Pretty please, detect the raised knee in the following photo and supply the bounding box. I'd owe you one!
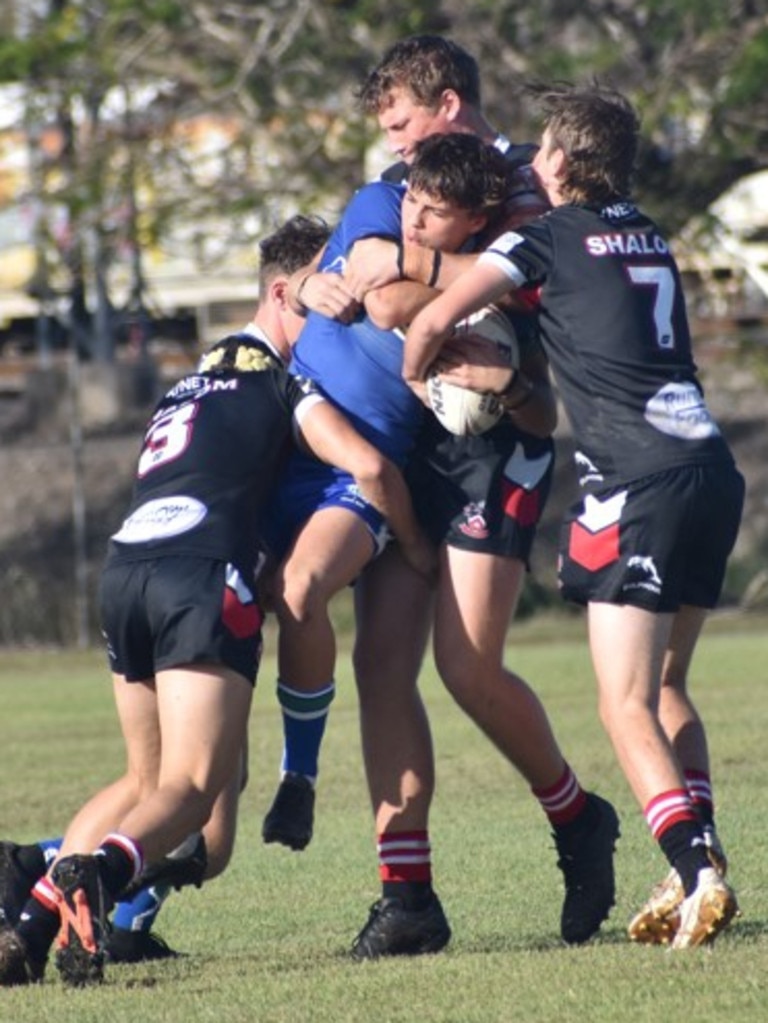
[274,567,325,625]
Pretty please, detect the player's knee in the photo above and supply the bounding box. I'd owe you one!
[274,566,329,625]
[434,641,480,699]
[354,638,423,699]
[200,831,236,880]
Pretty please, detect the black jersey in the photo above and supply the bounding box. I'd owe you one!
[482,200,735,489]
[381,137,537,185]
[108,364,317,568]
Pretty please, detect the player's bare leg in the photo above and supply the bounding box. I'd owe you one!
[435,545,618,944]
[351,545,450,959]
[589,603,737,948]
[264,508,375,850]
[628,605,730,944]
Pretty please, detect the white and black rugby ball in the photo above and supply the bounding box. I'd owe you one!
[426,304,519,436]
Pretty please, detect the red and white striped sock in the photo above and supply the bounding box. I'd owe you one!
[532,763,588,826]
[377,830,432,884]
[94,832,144,896]
[644,788,699,840]
[684,769,715,826]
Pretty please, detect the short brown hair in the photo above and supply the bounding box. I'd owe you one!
[258,214,330,291]
[408,133,512,220]
[358,35,481,115]
[536,83,640,204]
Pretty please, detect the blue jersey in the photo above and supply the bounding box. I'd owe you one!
[290,180,424,466]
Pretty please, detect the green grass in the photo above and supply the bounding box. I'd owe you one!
[1,613,767,1022]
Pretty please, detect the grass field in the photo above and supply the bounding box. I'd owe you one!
[1,611,766,1022]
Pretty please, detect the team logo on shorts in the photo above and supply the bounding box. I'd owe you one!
[458,501,489,539]
[502,448,551,526]
[623,555,663,596]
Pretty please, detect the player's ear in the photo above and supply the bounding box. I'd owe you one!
[550,145,567,181]
[440,89,462,123]
[270,276,290,309]
[467,211,489,235]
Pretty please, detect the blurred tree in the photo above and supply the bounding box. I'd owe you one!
[435,0,768,231]
[1,0,767,346]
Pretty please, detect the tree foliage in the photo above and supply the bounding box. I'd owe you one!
[1,0,767,347]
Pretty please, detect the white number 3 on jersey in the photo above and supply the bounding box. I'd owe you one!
[137,402,198,477]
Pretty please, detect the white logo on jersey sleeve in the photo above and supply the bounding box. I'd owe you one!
[489,230,526,254]
[112,496,207,543]
[644,382,721,440]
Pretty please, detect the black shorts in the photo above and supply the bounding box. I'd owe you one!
[558,462,745,611]
[407,416,554,563]
[99,556,264,684]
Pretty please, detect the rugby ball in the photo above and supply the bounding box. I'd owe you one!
[426,304,519,436]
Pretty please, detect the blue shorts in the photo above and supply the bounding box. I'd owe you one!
[261,454,389,563]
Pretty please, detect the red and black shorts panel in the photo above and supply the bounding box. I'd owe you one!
[99,556,264,684]
[558,462,745,611]
[407,419,554,563]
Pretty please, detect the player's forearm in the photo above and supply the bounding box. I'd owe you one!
[403,298,459,385]
[401,245,479,289]
[364,280,436,331]
[497,371,557,437]
[286,253,325,315]
[355,460,436,580]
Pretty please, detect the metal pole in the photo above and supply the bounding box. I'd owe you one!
[67,337,89,647]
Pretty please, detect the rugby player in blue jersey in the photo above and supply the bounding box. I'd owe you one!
[261,135,515,880]
[263,35,621,960]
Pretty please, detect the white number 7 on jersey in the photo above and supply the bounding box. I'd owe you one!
[627,265,676,350]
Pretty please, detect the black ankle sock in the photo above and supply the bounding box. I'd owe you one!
[16,897,59,965]
[659,821,710,896]
[382,880,433,910]
[95,842,136,899]
[695,805,715,829]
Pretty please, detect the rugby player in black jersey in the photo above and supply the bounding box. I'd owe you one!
[0,234,434,987]
[404,82,744,950]
[0,214,334,967]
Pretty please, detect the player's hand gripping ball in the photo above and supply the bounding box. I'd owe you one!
[426,305,519,436]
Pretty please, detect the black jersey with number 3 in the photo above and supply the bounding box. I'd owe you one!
[482,201,735,490]
[108,366,316,568]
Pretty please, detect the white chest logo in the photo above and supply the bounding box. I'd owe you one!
[644,382,720,440]
[112,496,207,543]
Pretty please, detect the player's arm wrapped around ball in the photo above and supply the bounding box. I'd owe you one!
[428,311,557,439]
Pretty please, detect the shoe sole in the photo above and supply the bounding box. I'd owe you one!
[0,928,43,986]
[628,907,680,945]
[0,843,23,927]
[671,888,739,949]
[55,941,104,987]
[262,828,311,851]
[351,928,451,961]
[53,861,105,987]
